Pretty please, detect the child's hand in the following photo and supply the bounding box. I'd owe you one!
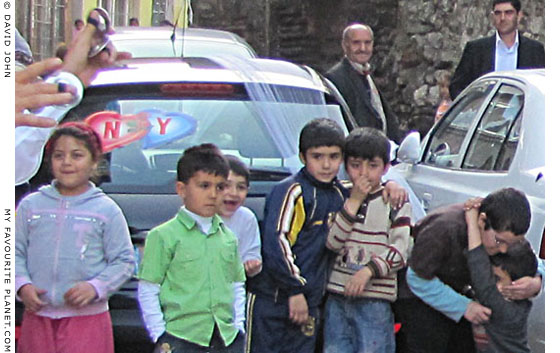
[288,293,308,324]
[464,301,491,324]
[345,175,372,216]
[344,267,373,297]
[500,275,542,300]
[463,197,483,211]
[244,259,262,277]
[464,207,480,226]
[64,282,98,307]
[18,284,47,312]
[382,181,408,209]
[350,175,372,202]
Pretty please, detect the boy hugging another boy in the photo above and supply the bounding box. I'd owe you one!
[324,127,412,353]
[465,197,538,353]
[138,144,246,353]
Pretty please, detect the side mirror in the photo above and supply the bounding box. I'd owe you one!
[397,131,421,164]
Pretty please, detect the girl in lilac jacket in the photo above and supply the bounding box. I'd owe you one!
[15,122,135,353]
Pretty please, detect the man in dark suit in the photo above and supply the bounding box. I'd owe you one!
[326,23,403,143]
[450,0,544,99]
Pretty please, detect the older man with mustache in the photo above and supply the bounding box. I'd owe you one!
[325,23,403,143]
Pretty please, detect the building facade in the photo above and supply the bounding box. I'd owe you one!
[16,0,191,61]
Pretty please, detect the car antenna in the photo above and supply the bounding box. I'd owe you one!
[170,6,182,57]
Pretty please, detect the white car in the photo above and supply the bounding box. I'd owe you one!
[395,69,545,352]
[109,27,258,58]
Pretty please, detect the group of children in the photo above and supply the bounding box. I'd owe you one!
[15,118,539,353]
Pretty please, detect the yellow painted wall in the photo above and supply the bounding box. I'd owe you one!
[139,0,153,27]
[82,0,98,19]
[172,0,189,27]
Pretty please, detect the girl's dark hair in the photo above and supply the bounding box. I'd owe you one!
[225,155,250,186]
[177,143,230,182]
[44,122,103,162]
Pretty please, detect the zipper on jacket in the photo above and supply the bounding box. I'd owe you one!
[51,199,68,303]
[307,187,317,226]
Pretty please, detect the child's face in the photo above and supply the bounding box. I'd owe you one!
[218,171,249,218]
[345,156,388,190]
[51,136,97,196]
[492,265,512,292]
[299,145,343,183]
[176,171,227,217]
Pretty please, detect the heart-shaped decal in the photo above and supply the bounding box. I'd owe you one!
[85,111,151,153]
[141,109,198,149]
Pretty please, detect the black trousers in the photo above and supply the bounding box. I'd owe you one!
[392,297,475,353]
[154,326,244,353]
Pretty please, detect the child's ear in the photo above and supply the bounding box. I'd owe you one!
[477,212,487,230]
[299,152,306,164]
[382,162,390,175]
[176,181,187,198]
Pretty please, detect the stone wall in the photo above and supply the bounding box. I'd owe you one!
[191,0,545,137]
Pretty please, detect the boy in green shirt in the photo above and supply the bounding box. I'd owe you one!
[138,143,246,352]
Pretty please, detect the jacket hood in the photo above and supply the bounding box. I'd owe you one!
[39,181,105,205]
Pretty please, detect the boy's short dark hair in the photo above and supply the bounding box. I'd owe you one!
[225,155,250,186]
[344,127,390,165]
[299,118,345,155]
[177,143,229,182]
[490,240,537,281]
[480,187,531,235]
[492,0,521,12]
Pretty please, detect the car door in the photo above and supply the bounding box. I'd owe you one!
[399,78,526,212]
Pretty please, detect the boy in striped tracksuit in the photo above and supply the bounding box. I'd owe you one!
[245,118,348,353]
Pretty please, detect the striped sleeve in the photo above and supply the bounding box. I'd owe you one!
[367,202,412,278]
[262,183,307,291]
[326,207,356,252]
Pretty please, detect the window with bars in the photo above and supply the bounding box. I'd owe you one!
[30,0,65,61]
[152,0,173,26]
[97,0,130,27]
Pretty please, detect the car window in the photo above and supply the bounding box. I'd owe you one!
[424,80,496,168]
[463,84,524,171]
[63,84,348,193]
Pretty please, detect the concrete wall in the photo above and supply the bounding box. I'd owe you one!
[190,0,545,136]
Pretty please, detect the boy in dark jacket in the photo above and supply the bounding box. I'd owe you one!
[246,118,348,353]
